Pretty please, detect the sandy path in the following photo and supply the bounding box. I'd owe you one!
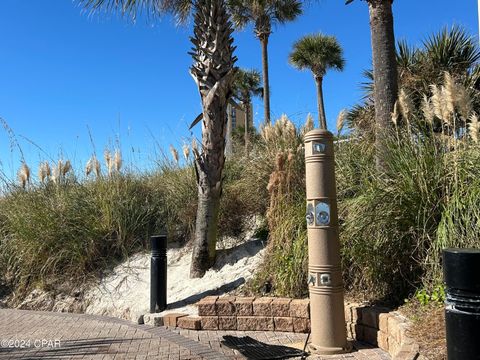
[84,239,265,323]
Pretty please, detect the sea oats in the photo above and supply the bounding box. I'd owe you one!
[86,155,99,177]
[398,89,414,122]
[443,72,456,115]
[455,85,472,120]
[182,144,190,161]
[18,163,30,189]
[421,94,434,125]
[303,113,314,134]
[104,150,112,176]
[114,150,122,172]
[336,109,347,134]
[285,118,296,138]
[469,113,480,143]
[169,145,179,164]
[62,160,72,176]
[430,85,443,120]
[38,161,51,183]
[261,124,273,141]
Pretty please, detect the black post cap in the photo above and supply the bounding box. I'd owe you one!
[443,248,480,293]
[151,234,167,253]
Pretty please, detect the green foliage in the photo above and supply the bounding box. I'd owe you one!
[233,68,263,102]
[350,26,480,135]
[244,115,310,297]
[0,143,271,298]
[289,33,345,77]
[228,0,302,34]
[0,175,162,294]
[412,285,446,306]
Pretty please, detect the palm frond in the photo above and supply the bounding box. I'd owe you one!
[289,33,345,77]
[422,26,480,73]
[77,0,193,23]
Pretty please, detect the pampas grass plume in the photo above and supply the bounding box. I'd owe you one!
[18,162,30,189]
[38,161,51,183]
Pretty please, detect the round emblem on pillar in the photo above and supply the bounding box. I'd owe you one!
[315,202,330,226]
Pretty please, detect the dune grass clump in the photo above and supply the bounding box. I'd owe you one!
[244,115,311,297]
[337,76,480,303]
[0,170,163,297]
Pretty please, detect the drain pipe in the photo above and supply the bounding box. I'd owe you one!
[304,129,350,354]
[150,234,167,313]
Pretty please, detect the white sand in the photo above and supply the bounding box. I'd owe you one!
[84,238,266,323]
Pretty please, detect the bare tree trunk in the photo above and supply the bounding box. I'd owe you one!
[260,35,271,125]
[189,0,237,278]
[368,0,398,172]
[315,76,327,130]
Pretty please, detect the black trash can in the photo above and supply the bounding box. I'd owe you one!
[443,248,480,360]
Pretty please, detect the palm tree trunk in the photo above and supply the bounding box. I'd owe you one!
[225,104,233,157]
[244,98,250,154]
[260,35,271,125]
[368,0,398,172]
[189,0,236,278]
[315,76,327,130]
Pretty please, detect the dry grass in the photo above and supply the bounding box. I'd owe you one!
[401,303,446,360]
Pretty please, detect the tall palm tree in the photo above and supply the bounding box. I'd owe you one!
[228,0,302,124]
[289,34,345,130]
[347,0,398,171]
[79,0,237,278]
[232,68,263,153]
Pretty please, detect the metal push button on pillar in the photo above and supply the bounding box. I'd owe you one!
[150,234,167,313]
[304,129,350,355]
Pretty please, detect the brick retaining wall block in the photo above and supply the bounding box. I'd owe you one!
[274,317,294,332]
[218,316,237,330]
[292,318,310,333]
[377,331,389,352]
[252,297,273,316]
[177,316,201,330]
[197,296,218,316]
[216,296,236,316]
[200,316,218,330]
[289,299,309,318]
[163,313,187,327]
[237,316,274,331]
[271,298,291,317]
[235,297,255,316]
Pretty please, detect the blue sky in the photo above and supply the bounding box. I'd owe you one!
[0,0,477,178]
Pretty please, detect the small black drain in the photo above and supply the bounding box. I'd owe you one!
[221,335,307,360]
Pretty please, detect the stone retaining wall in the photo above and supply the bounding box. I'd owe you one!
[345,303,422,360]
[143,297,422,360]
[196,296,310,332]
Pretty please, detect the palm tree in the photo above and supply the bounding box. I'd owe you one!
[232,68,263,153]
[228,0,302,124]
[79,0,238,278]
[348,27,480,136]
[347,0,398,171]
[289,34,345,130]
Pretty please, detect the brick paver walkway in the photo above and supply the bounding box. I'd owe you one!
[0,309,390,359]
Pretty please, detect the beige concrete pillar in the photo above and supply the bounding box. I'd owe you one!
[304,129,350,354]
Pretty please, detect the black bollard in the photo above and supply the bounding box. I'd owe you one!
[150,234,167,313]
[443,248,480,360]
